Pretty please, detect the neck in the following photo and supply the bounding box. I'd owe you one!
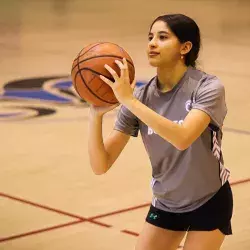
[156,62,188,92]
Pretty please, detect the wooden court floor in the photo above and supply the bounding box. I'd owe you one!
[0,0,249,249]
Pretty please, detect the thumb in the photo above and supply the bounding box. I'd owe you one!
[107,103,120,111]
[111,103,120,109]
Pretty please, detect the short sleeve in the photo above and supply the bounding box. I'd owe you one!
[192,76,227,128]
[113,86,143,137]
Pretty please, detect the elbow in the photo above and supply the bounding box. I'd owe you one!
[92,164,110,175]
[93,168,107,175]
[94,171,106,175]
[175,139,191,151]
[93,170,106,175]
[176,144,188,151]
[173,131,194,151]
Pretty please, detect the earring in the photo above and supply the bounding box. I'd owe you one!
[181,55,184,60]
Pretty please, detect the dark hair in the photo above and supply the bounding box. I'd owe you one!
[150,14,201,67]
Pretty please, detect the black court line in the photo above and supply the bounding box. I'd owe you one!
[12,117,250,137]
[224,127,250,135]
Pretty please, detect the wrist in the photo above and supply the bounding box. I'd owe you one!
[89,110,104,120]
[123,96,137,109]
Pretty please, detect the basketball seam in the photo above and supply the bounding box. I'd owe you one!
[76,67,115,82]
[76,70,118,105]
[77,41,132,63]
[73,43,129,105]
[72,43,105,73]
[72,55,134,72]
[74,72,84,99]
[80,43,107,57]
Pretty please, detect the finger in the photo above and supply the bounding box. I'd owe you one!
[104,64,119,81]
[122,58,130,82]
[115,60,125,79]
[131,79,137,90]
[99,75,113,87]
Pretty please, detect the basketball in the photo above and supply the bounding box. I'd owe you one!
[71,42,135,106]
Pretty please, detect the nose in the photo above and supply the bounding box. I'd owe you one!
[148,37,157,49]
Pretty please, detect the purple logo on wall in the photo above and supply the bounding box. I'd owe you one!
[0,76,145,120]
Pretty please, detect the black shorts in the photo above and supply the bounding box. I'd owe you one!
[146,181,233,235]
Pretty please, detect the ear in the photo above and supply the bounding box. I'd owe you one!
[180,41,193,56]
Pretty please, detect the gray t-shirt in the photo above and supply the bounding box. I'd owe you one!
[114,67,230,213]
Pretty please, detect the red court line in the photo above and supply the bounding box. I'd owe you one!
[0,178,249,244]
[86,178,250,221]
[1,179,249,223]
[0,192,86,220]
[0,219,112,243]
[121,229,139,237]
[88,220,112,228]
[0,220,83,243]
[0,192,112,228]
[89,203,151,220]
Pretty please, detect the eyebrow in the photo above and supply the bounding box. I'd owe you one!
[148,31,170,36]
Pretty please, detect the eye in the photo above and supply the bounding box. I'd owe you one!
[148,36,153,41]
[159,35,167,40]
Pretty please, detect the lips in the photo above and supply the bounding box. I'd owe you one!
[149,51,160,56]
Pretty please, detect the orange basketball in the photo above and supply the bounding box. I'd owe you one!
[71,42,135,106]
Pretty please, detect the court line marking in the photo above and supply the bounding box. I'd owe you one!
[0,178,249,243]
[84,178,250,220]
[0,193,86,220]
[89,203,150,220]
[4,116,250,137]
[223,127,250,135]
[0,221,83,243]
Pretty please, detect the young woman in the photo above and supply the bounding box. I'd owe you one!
[88,14,233,250]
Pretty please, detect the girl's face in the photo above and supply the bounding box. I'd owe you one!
[147,21,183,68]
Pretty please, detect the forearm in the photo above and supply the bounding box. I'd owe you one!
[88,114,110,174]
[124,98,188,150]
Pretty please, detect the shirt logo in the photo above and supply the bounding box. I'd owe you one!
[147,120,184,135]
[185,100,192,112]
[148,127,157,135]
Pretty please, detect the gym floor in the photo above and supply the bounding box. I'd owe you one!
[0,0,249,249]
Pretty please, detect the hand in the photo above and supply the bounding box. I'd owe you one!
[89,103,120,118]
[99,58,137,105]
